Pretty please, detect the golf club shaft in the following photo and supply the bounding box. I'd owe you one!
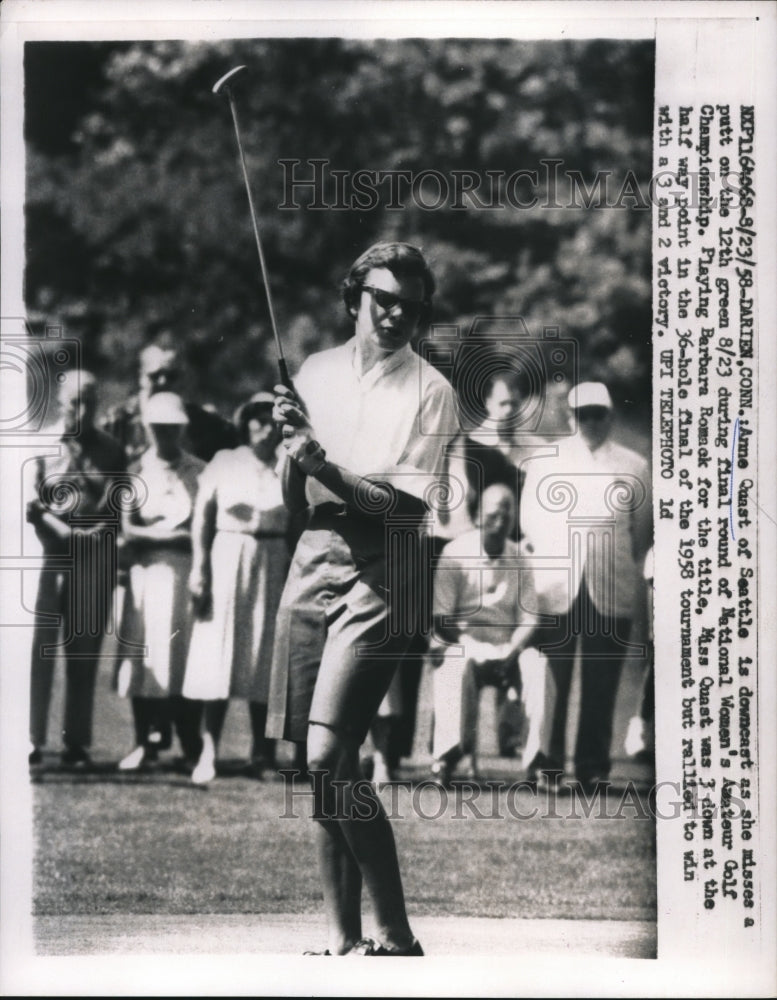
[226,91,292,389]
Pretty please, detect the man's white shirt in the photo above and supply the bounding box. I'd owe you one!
[520,433,651,619]
[433,530,538,649]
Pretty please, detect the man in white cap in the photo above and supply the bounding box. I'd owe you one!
[520,380,652,792]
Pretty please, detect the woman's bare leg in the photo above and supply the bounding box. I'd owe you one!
[307,722,415,952]
[307,723,362,953]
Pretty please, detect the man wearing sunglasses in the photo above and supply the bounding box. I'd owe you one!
[520,380,652,794]
[102,335,238,465]
[269,242,458,956]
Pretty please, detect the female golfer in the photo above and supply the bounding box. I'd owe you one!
[269,242,458,956]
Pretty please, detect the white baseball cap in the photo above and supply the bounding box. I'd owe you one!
[143,391,189,425]
[568,381,612,410]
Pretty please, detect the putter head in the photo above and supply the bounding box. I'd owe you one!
[212,65,247,96]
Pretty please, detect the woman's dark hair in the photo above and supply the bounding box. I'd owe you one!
[237,400,275,444]
[341,242,435,325]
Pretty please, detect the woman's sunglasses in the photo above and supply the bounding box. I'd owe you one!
[362,284,427,322]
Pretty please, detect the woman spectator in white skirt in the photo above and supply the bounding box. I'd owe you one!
[118,392,205,770]
[184,393,290,785]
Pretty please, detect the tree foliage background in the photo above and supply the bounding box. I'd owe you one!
[24,37,654,433]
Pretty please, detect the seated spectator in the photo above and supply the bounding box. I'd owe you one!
[27,370,126,768]
[116,392,205,771]
[370,374,545,781]
[367,426,519,783]
[470,372,551,756]
[429,484,541,783]
[183,394,290,784]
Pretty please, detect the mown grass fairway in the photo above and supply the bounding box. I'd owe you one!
[32,661,656,926]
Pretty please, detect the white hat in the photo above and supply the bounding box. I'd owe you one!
[233,391,275,426]
[568,381,612,410]
[143,392,189,425]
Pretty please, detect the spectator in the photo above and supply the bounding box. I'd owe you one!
[116,392,205,771]
[624,546,654,762]
[436,429,519,541]
[27,370,126,768]
[183,393,290,784]
[462,372,551,756]
[474,372,549,498]
[521,381,652,792]
[362,428,503,785]
[429,484,540,784]
[102,334,238,464]
[103,337,237,754]
[473,373,552,756]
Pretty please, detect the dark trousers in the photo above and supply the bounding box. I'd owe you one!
[30,551,112,751]
[460,660,518,757]
[130,695,203,762]
[373,531,445,766]
[370,658,424,769]
[538,587,632,782]
[640,647,655,723]
[201,699,276,763]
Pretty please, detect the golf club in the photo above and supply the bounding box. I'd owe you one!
[212,65,292,390]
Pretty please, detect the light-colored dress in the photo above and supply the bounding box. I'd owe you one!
[183,447,289,702]
[119,450,205,698]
